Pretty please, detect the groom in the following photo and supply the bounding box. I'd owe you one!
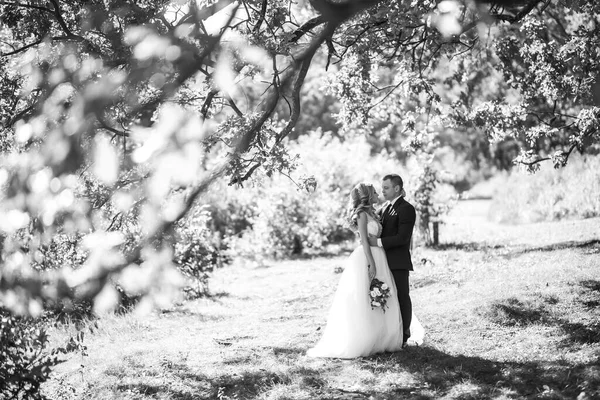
[368,174,416,346]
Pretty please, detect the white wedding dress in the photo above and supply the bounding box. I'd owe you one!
[307,214,424,359]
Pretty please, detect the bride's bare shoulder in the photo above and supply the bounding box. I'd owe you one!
[355,211,368,220]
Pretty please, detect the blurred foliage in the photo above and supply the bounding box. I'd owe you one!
[198,130,457,261]
[0,1,598,391]
[0,0,598,395]
[0,0,596,316]
[413,161,455,246]
[0,309,86,400]
[209,130,406,262]
[174,204,222,299]
[489,155,600,224]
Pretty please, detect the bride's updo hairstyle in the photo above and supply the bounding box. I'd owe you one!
[347,183,377,231]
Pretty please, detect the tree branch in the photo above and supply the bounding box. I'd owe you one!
[289,16,326,43]
[0,1,52,13]
[132,6,238,124]
[518,156,550,166]
[48,0,84,40]
[491,0,546,23]
[276,52,315,144]
[97,117,129,137]
[308,0,382,23]
[253,0,268,32]
[200,89,219,120]
[517,143,578,168]
[226,96,244,117]
[193,0,237,25]
[368,79,405,112]
[158,14,174,31]
[0,39,43,57]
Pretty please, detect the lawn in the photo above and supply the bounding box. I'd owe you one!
[42,200,600,399]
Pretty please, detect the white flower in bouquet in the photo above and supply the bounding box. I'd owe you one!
[368,278,391,313]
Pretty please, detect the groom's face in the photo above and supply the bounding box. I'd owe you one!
[381,179,399,201]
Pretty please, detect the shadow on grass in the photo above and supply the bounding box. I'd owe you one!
[429,242,505,252]
[433,239,600,255]
[561,321,600,345]
[113,346,600,400]
[479,280,600,345]
[117,381,208,400]
[479,297,553,327]
[111,280,600,399]
[116,366,297,400]
[412,276,439,289]
[288,250,354,260]
[517,239,600,254]
[560,279,600,345]
[271,346,306,356]
[158,307,231,321]
[580,280,600,309]
[364,345,600,399]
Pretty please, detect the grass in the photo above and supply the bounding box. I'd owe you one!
[486,154,600,224]
[42,200,600,400]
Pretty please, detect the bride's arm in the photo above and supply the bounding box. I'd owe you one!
[357,212,377,280]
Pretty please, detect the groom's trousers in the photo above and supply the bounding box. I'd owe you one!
[391,269,412,342]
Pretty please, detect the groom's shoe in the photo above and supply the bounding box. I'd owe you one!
[402,332,411,348]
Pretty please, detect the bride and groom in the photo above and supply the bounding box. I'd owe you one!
[307,174,424,359]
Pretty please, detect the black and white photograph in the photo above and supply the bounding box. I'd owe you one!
[0,0,599,399]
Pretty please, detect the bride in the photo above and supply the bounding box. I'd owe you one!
[307,183,421,359]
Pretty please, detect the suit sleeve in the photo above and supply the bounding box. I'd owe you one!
[381,204,416,250]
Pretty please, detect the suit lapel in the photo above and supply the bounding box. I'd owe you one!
[389,198,403,217]
[384,197,404,223]
[383,203,391,218]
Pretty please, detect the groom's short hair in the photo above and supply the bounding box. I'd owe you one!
[383,174,403,189]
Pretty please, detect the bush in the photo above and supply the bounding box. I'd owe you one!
[174,204,222,298]
[207,130,408,261]
[189,130,459,261]
[489,155,600,224]
[0,310,85,400]
[411,162,456,246]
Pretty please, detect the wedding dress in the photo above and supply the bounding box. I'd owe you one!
[307,214,424,359]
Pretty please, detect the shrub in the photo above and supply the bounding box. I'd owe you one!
[489,155,600,224]
[210,131,408,261]
[189,130,459,261]
[0,310,86,400]
[174,204,222,298]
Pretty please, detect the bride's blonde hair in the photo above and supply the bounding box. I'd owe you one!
[346,183,377,231]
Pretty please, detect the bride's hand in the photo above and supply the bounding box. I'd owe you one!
[368,264,376,280]
[367,236,378,247]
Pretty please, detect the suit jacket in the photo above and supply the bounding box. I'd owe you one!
[378,197,416,271]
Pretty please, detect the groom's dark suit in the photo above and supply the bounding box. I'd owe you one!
[378,197,416,342]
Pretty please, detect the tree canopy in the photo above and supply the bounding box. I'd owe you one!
[0,0,599,314]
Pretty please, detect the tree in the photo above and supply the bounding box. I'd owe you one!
[0,0,598,316]
[464,1,600,171]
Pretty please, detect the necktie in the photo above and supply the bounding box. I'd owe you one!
[383,202,392,217]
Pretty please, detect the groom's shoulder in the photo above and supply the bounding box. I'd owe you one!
[398,198,416,214]
[399,198,415,209]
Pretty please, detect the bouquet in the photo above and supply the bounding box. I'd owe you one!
[369,278,391,312]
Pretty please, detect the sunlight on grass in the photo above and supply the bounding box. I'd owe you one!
[43,201,600,399]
